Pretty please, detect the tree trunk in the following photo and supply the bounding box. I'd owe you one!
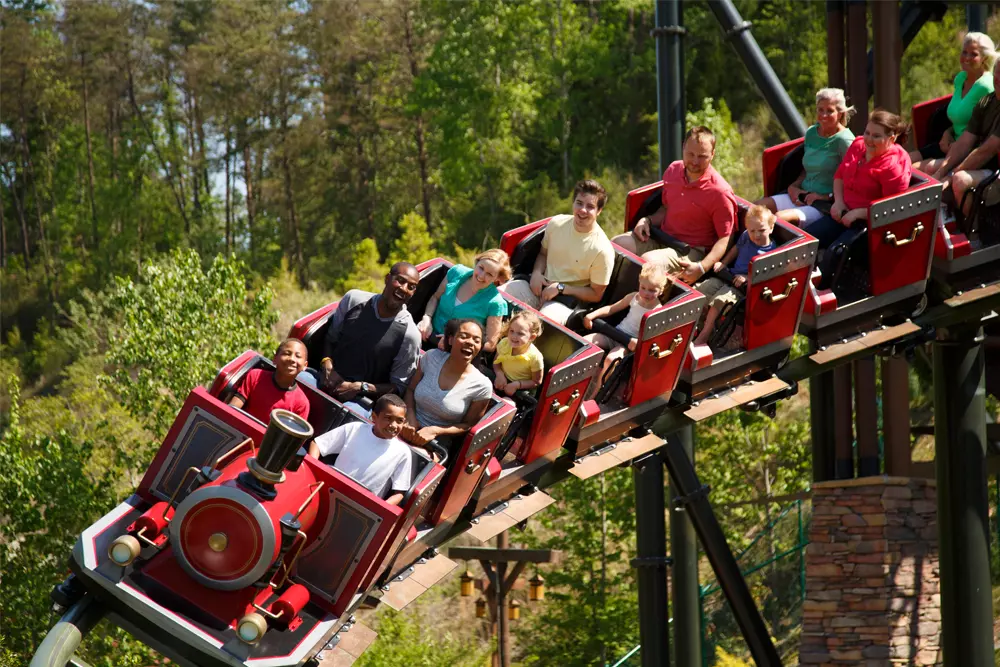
[0,181,7,268]
[401,6,433,227]
[241,126,256,262]
[126,60,190,231]
[81,51,100,251]
[279,76,307,288]
[184,85,201,216]
[225,127,232,254]
[161,59,188,233]
[3,164,31,264]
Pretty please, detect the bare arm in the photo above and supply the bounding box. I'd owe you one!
[419,398,490,439]
[716,245,740,269]
[307,440,321,459]
[403,366,424,429]
[955,134,1000,173]
[228,395,246,410]
[483,315,502,353]
[385,492,404,506]
[418,279,447,338]
[933,131,979,178]
[561,282,607,304]
[700,234,732,273]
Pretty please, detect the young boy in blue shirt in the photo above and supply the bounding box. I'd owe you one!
[693,204,777,346]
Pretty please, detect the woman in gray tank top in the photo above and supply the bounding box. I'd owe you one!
[404,319,493,456]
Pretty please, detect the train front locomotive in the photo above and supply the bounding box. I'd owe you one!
[55,401,362,667]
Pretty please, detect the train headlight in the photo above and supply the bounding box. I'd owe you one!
[108,535,141,567]
[237,613,268,644]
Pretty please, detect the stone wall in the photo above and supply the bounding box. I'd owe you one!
[799,477,940,667]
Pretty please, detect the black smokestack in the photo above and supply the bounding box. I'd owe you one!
[238,409,314,499]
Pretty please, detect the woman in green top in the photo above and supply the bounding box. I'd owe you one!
[912,32,996,168]
[417,248,511,353]
[757,88,855,225]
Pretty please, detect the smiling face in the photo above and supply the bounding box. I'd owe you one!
[746,215,774,247]
[449,321,484,362]
[273,340,308,385]
[863,121,896,158]
[572,192,603,229]
[506,316,537,351]
[961,40,987,78]
[682,134,715,180]
[471,259,501,290]
[383,266,420,310]
[816,98,842,133]
[372,403,407,440]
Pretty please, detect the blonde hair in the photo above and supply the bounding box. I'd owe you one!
[815,87,856,126]
[474,248,512,285]
[507,310,543,338]
[745,204,777,229]
[639,261,669,289]
[963,32,998,72]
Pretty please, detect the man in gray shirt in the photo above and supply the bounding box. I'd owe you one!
[314,263,422,402]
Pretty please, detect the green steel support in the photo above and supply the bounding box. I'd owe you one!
[670,425,701,667]
[810,369,837,483]
[633,451,670,667]
[934,326,992,667]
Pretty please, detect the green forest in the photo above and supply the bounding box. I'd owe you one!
[1,0,996,665]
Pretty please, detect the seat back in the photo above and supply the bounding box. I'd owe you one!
[499,293,603,463]
[911,95,952,149]
[761,138,806,197]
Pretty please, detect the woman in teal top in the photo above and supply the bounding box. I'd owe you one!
[912,32,995,166]
[757,88,855,225]
[417,248,511,353]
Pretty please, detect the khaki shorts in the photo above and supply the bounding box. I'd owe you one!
[500,280,574,325]
[637,242,707,274]
[696,276,742,309]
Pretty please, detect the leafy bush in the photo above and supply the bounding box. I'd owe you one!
[104,250,277,436]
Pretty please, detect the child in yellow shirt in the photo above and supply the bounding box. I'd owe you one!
[493,311,545,397]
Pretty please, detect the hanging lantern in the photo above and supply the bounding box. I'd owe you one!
[475,598,487,618]
[508,599,522,621]
[460,569,474,597]
[529,573,545,601]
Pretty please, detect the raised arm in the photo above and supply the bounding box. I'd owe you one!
[418,279,448,340]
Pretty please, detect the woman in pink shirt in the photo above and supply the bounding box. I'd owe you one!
[804,109,912,255]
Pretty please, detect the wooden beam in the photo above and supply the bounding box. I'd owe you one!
[502,562,527,597]
[450,547,561,564]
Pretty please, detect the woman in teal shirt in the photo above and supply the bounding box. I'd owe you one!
[912,32,995,167]
[417,248,511,353]
[757,88,855,225]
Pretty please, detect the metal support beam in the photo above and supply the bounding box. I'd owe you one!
[706,0,807,138]
[810,370,837,482]
[496,532,509,667]
[881,355,912,476]
[669,426,700,667]
[826,1,846,90]
[934,326,992,667]
[846,0,869,133]
[967,3,987,32]
[662,434,782,667]
[633,451,670,667]
[854,358,879,476]
[655,0,685,170]
[833,364,855,479]
[872,0,901,113]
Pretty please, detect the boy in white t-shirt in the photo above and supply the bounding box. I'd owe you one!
[308,394,414,506]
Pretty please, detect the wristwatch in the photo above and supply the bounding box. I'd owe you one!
[361,382,374,394]
[557,283,566,294]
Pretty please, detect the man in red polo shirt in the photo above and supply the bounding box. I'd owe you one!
[613,126,738,285]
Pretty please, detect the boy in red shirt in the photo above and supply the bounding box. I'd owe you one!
[229,339,311,424]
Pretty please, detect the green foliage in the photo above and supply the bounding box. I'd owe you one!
[687,98,755,197]
[0,376,157,666]
[340,238,388,295]
[356,607,490,667]
[516,469,640,665]
[104,250,277,436]
[388,212,436,267]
